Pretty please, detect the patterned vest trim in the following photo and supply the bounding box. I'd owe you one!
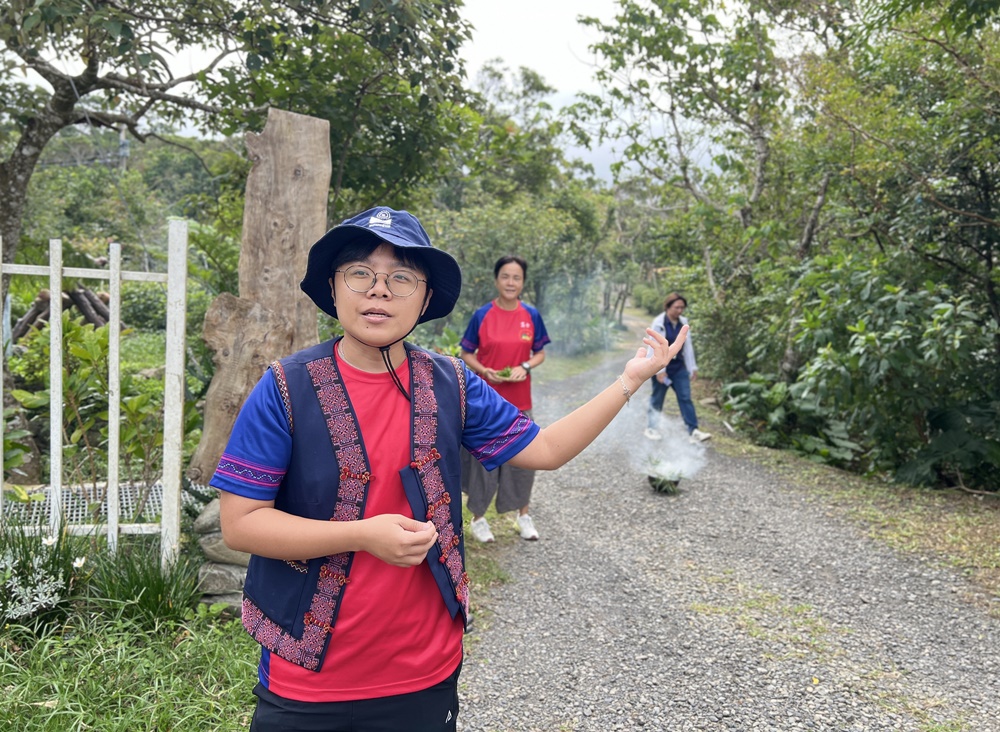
[240,340,469,672]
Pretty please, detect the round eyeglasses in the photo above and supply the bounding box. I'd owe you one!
[334,264,427,297]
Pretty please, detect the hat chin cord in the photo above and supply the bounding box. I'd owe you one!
[357,288,431,402]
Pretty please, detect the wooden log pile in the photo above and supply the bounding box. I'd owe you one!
[10,287,114,344]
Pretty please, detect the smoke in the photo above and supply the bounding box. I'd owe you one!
[630,414,707,482]
[546,373,709,488]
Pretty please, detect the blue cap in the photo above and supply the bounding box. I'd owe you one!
[300,207,462,323]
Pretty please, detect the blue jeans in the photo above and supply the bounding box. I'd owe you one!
[647,368,698,434]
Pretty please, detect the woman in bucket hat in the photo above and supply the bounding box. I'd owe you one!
[211,206,688,732]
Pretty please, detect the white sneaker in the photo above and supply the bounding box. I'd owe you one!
[643,427,663,441]
[469,517,495,543]
[516,514,539,541]
[690,428,712,442]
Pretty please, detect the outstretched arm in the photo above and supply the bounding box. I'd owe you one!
[508,326,688,470]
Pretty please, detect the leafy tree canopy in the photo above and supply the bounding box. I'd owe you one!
[0,0,472,269]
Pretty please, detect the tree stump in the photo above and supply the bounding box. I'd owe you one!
[239,107,332,354]
[184,293,295,487]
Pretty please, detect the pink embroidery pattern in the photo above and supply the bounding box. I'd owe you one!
[445,356,467,428]
[241,353,369,671]
[270,361,293,433]
[410,352,470,615]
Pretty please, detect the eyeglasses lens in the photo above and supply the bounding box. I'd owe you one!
[343,266,419,297]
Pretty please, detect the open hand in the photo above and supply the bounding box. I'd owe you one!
[622,326,689,387]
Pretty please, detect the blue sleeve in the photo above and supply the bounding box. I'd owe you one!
[461,364,540,471]
[460,304,489,353]
[527,305,551,353]
[209,371,292,501]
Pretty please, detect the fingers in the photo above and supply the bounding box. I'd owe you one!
[364,515,439,567]
[398,517,435,533]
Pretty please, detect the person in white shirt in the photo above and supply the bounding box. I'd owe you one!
[644,293,712,443]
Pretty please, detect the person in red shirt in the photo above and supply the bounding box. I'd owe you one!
[215,208,688,732]
[459,255,551,542]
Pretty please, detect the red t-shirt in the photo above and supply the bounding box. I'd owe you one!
[469,301,537,410]
[262,352,464,701]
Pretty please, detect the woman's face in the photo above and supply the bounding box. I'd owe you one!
[329,243,431,347]
[666,299,686,321]
[495,261,525,301]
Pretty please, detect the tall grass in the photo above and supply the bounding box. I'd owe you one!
[86,535,203,630]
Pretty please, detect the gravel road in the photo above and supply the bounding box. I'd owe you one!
[456,334,1000,732]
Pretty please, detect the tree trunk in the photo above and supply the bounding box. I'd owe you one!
[184,293,296,487]
[186,109,331,488]
[239,108,332,354]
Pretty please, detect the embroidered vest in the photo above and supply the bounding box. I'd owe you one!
[239,339,470,672]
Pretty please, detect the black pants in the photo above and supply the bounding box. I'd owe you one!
[249,662,461,732]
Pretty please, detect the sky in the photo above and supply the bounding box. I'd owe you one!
[24,1,625,177]
[458,0,622,179]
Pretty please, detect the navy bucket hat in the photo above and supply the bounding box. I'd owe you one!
[300,207,462,324]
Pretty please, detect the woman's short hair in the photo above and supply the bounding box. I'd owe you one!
[663,292,688,311]
[329,240,428,279]
[493,255,528,278]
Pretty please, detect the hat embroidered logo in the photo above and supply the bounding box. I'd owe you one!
[368,210,392,228]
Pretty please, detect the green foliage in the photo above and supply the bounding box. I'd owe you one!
[460,61,568,203]
[21,156,169,269]
[412,325,463,358]
[631,283,664,317]
[796,273,1000,486]
[719,248,1000,488]
[575,0,788,201]
[11,315,117,492]
[723,373,862,465]
[120,282,168,331]
[862,0,1000,34]
[200,10,471,219]
[896,404,1000,488]
[86,536,203,630]
[186,220,240,300]
[0,607,257,731]
[0,523,92,628]
[1,0,473,325]
[9,314,200,509]
[2,406,31,480]
[648,475,681,495]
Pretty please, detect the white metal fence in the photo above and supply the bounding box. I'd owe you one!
[1,220,188,569]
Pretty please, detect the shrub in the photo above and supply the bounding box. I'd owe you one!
[2,407,31,481]
[723,372,862,466]
[0,522,92,628]
[10,314,201,514]
[121,281,168,330]
[86,536,203,630]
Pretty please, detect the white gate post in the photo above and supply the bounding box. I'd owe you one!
[160,219,188,570]
[0,234,5,521]
[106,243,123,553]
[48,239,64,537]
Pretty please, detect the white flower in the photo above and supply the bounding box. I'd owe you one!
[42,536,57,547]
[72,557,86,569]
